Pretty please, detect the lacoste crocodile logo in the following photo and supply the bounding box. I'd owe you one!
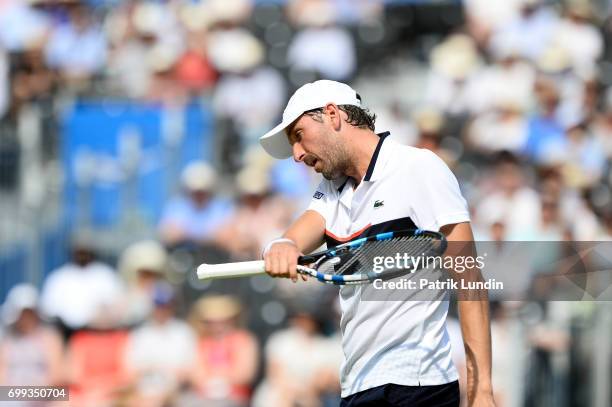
[374,200,384,208]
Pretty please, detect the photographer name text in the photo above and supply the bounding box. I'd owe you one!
[373,278,503,291]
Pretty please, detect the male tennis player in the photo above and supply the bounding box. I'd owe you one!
[260,80,495,406]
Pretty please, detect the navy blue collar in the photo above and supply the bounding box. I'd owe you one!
[364,131,390,182]
[336,131,390,193]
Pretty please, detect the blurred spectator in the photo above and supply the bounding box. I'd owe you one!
[561,122,606,188]
[519,194,566,241]
[373,101,418,146]
[467,99,529,154]
[124,0,184,56]
[470,46,536,115]
[216,165,294,260]
[524,76,568,164]
[536,43,591,124]
[253,309,342,407]
[104,1,188,101]
[0,1,49,52]
[205,0,254,27]
[105,1,158,99]
[66,311,129,406]
[553,0,603,76]
[158,161,234,247]
[174,29,218,96]
[146,47,188,104]
[10,47,56,111]
[124,281,197,406]
[412,108,444,146]
[592,88,612,158]
[117,239,168,326]
[211,29,285,146]
[188,295,258,407]
[424,34,482,116]
[0,284,63,387]
[535,168,602,240]
[569,193,601,240]
[475,153,541,238]
[40,232,124,334]
[411,107,457,166]
[287,1,356,82]
[44,2,107,86]
[464,0,522,46]
[489,0,559,63]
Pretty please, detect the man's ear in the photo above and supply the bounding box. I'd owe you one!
[324,103,342,131]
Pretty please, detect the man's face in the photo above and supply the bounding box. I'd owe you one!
[286,110,349,180]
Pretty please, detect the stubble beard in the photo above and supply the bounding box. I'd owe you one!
[321,140,350,181]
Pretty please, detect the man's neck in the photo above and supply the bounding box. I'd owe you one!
[344,130,380,184]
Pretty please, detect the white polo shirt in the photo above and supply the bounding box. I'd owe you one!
[306,132,470,397]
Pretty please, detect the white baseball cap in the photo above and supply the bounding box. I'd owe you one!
[259,80,362,159]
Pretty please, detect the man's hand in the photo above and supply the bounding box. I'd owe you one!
[263,240,305,282]
[263,210,326,283]
[470,391,496,407]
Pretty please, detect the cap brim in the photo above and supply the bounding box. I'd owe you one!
[259,121,294,159]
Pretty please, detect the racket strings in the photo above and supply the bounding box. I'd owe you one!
[316,236,437,277]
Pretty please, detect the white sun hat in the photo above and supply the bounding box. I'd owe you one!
[259,80,362,159]
[181,161,217,191]
[2,284,39,325]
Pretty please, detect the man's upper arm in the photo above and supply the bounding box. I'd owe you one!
[440,222,475,263]
[440,222,474,242]
[410,150,470,231]
[283,210,326,254]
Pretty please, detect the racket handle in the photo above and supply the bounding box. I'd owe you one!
[196,260,266,280]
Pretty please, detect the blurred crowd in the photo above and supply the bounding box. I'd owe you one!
[1,0,612,406]
[1,234,343,407]
[431,0,612,243]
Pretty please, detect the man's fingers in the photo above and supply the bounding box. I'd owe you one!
[264,255,271,275]
[270,253,281,278]
[288,263,297,283]
[278,255,292,281]
[263,242,300,280]
[288,258,298,283]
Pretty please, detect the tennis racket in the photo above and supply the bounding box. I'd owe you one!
[197,229,447,285]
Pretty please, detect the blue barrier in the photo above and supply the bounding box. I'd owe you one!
[62,101,214,227]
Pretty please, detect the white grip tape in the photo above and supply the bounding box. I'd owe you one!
[197,260,266,280]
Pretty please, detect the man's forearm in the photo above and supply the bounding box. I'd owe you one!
[282,210,326,253]
[458,298,493,401]
[441,222,495,406]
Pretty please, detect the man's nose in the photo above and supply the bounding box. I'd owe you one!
[292,143,306,163]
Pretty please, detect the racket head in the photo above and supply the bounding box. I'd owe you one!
[297,229,447,285]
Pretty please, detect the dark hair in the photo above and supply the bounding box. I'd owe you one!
[339,105,377,131]
[302,105,377,131]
